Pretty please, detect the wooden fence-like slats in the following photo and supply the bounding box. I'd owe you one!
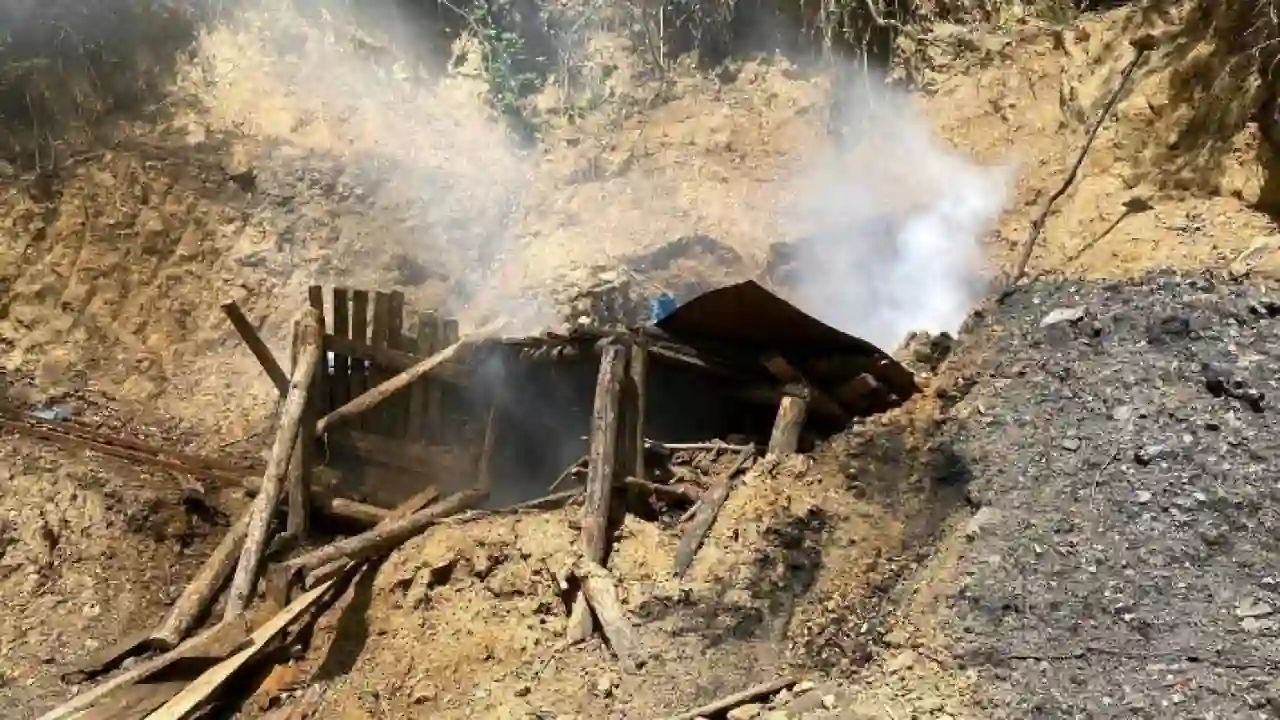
[408,311,437,439]
[370,292,393,436]
[386,291,408,437]
[331,288,351,411]
[350,290,370,430]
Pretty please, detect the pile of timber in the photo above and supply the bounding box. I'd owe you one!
[41,301,818,719]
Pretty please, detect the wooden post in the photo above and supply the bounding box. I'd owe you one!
[224,307,323,619]
[627,338,648,482]
[314,318,504,437]
[566,343,626,644]
[150,513,251,649]
[220,300,289,395]
[767,383,809,456]
[285,319,314,540]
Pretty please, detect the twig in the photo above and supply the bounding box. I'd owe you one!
[549,455,586,491]
[664,678,797,720]
[1003,47,1149,294]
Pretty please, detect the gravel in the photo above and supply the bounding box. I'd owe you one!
[942,271,1280,717]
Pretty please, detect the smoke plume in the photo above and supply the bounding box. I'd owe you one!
[781,77,1013,350]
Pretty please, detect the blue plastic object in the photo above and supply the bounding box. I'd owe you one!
[650,293,678,323]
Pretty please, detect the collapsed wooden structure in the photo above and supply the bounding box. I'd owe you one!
[38,281,918,720]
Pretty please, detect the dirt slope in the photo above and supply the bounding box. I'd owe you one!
[5,0,1280,718]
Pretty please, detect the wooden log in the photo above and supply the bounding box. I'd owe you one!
[282,488,486,573]
[571,556,643,673]
[147,572,354,720]
[330,288,352,410]
[478,404,497,493]
[35,617,253,720]
[664,678,797,720]
[621,477,699,504]
[241,478,388,527]
[673,446,755,578]
[350,290,370,429]
[626,339,648,482]
[150,513,251,650]
[407,311,438,439]
[566,344,626,644]
[767,385,809,456]
[314,318,505,436]
[220,300,289,395]
[225,307,323,619]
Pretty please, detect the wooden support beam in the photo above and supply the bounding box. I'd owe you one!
[241,477,389,528]
[767,384,809,456]
[627,339,648,482]
[220,300,289,395]
[225,307,323,619]
[286,317,317,540]
[762,354,846,421]
[566,343,626,644]
[315,318,505,436]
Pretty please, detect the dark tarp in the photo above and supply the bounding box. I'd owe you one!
[655,280,918,403]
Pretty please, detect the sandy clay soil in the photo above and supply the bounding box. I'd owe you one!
[4,0,1280,718]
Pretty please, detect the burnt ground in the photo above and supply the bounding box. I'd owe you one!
[934,271,1280,718]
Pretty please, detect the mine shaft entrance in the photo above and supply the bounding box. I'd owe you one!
[291,283,917,511]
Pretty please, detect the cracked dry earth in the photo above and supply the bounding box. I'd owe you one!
[929,271,1280,718]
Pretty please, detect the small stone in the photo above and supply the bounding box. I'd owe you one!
[1040,306,1087,328]
[1060,437,1081,451]
[594,673,618,698]
[1242,617,1277,633]
[964,507,999,541]
[1134,445,1167,466]
[792,680,816,694]
[886,650,918,672]
[514,683,531,697]
[727,703,763,720]
[821,694,837,710]
[1236,598,1275,618]
[1134,490,1153,504]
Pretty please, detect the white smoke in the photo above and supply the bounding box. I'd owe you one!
[781,77,1013,350]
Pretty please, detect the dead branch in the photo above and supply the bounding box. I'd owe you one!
[221,300,289,395]
[151,513,251,650]
[673,446,755,578]
[621,476,699,504]
[571,556,644,673]
[315,317,505,435]
[283,488,486,574]
[225,307,323,618]
[649,441,753,452]
[549,455,586,491]
[664,677,797,720]
[1004,47,1149,292]
[567,344,626,644]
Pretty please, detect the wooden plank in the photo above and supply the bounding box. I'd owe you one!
[370,292,393,435]
[407,311,438,439]
[350,290,371,430]
[326,429,477,477]
[220,300,289,395]
[330,288,352,414]
[566,343,625,644]
[386,291,409,437]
